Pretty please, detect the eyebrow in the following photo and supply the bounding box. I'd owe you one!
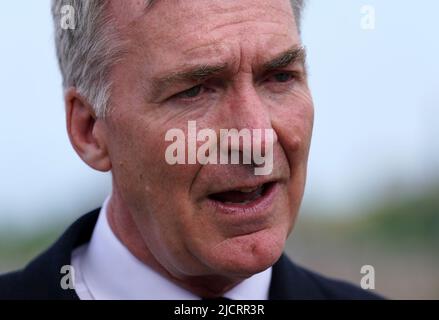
[155,64,228,86]
[262,46,307,73]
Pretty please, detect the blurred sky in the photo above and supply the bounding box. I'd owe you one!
[0,0,438,228]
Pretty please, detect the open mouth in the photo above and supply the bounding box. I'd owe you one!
[208,182,275,206]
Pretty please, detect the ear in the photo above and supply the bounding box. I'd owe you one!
[65,88,112,172]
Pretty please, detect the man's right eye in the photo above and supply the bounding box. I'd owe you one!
[174,85,203,99]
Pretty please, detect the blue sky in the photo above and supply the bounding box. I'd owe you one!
[0,0,438,228]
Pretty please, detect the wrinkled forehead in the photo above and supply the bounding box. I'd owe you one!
[108,0,150,26]
[109,0,296,35]
[111,0,298,60]
[106,0,301,94]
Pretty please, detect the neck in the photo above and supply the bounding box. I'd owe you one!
[106,189,243,298]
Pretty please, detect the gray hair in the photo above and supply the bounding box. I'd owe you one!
[51,0,306,118]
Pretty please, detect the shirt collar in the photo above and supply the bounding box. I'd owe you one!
[80,196,272,300]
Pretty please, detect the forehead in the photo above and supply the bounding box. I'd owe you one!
[113,0,299,73]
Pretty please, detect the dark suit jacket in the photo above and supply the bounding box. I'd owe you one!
[0,209,381,300]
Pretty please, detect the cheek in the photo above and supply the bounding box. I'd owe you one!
[280,89,314,130]
[108,114,204,212]
[106,118,163,202]
[272,90,314,159]
[271,90,313,210]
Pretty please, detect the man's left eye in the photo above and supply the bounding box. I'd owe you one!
[271,72,294,83]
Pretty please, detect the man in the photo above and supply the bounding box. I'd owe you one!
[0,0,380,299]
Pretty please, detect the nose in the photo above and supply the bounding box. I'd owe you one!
[219,84,277,170]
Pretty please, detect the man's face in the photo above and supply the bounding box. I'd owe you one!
[104,0,314,279]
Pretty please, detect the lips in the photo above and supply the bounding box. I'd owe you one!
[204,182,278,231]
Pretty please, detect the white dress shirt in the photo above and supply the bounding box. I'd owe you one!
[71,197,272,300]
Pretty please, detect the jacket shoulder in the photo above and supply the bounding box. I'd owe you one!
[0,271,25,300]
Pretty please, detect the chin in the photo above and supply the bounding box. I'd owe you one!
[203,227,286,277]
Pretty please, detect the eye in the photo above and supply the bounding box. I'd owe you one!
[175,85,203,99]
[271,72,294,83]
